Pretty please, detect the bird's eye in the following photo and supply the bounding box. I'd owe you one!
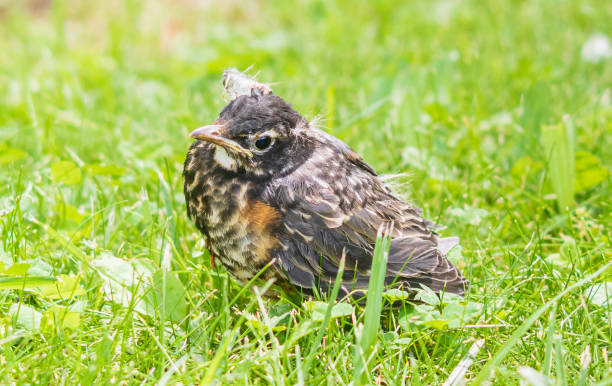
[254,136,272,150]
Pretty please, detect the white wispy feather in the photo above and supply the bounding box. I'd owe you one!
[222,68,272,99]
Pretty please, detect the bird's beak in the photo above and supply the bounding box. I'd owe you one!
[190,124,253,158]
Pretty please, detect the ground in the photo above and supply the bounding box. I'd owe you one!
[0,0,611,384]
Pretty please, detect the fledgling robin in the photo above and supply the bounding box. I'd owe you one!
[183,69,468,298]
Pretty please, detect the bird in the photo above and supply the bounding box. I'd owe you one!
[183,69,468,299]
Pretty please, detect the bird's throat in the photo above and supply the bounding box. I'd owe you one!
[213,146,238,171]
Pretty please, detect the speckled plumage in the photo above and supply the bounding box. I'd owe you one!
[183,81,468,298]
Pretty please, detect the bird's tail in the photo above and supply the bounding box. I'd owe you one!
[386,236,469,296]
[437,236,460,255]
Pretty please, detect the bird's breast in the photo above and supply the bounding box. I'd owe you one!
[183,143,281,281]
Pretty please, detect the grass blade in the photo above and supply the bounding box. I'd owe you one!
[0,276,57,289]
[542,302,557,375]
[541,116,575,212]
[353,222,393,386]
[302,254,346,376]
[554,336,566,385]
[442,338,486,386]
[202,329,237,385]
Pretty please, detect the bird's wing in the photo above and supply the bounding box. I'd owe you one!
[304,127,378,176]
[265,144,468,297]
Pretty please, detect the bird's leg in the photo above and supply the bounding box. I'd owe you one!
[205,239,215,269]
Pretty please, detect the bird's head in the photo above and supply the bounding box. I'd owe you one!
[190,89,310,177]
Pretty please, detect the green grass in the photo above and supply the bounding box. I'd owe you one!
[1,0,612,384]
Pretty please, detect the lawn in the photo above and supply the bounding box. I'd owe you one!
[1,0,611,384]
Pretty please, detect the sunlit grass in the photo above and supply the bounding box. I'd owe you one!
[1,0,611,384]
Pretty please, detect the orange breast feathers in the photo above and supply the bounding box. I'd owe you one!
[244,201,282,263]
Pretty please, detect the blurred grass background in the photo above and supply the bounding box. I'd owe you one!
[1,0,611,384]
